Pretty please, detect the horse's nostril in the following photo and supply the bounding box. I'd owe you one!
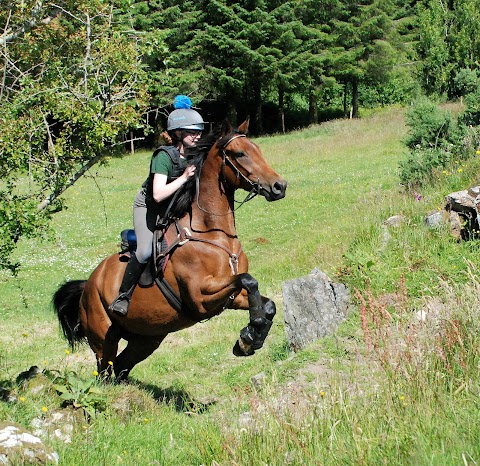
[273,180,287,195]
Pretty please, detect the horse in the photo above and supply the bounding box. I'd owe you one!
[53,119,287,381]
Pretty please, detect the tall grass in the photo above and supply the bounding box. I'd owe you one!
[1,105,479,465]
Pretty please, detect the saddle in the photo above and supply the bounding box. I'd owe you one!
[118,223,190,312]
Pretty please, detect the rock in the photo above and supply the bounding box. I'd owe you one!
[448,211,464,239]
[383,215,406,227]
[445,189,476,214]
[251,372,266,392]
[0,422,59,465]
[30,408,84,445]
[282,268,350,352]
[467,186,480,198]
[425,210,448,228]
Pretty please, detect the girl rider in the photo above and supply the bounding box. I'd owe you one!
[109,96,205,316]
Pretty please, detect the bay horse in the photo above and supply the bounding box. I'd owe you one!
[53,119,287,381]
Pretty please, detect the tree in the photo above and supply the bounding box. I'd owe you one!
[416,0,480,98]
[330,0,412,117]
[416,0,453,95]
[0,0,151,272]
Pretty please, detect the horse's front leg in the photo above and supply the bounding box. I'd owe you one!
[232,273,276,357]
[193,272,276,356]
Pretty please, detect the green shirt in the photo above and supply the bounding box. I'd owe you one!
[142,147,186,198]
[150,150,174,176]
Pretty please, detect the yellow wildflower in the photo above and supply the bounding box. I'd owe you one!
[65,349,70,355]
[41,406,48,413]
[93,370,99,376]
[19,396,26,402]
[108,361,113,366]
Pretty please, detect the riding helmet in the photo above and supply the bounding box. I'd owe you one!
[167,95,205,131]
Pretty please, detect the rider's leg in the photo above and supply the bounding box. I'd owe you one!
[108,253,147,316]
[109,196,152,316]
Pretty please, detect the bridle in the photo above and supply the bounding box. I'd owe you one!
[195,132,261,216]
[221,134,261,202]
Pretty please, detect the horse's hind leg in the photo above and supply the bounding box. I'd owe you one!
[114,334,166,382]
[95,325,123,377]
[81,283,120,378]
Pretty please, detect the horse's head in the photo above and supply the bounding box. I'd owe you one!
[216,119,287,202]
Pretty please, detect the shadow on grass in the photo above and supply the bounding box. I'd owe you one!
[130,379,217,414]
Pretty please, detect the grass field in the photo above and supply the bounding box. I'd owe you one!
[1,105,479,465]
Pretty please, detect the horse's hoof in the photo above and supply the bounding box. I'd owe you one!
[233,340,255,357]
[252,341,264,350]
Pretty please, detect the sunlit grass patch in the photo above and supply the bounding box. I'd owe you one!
[1,106,479,465]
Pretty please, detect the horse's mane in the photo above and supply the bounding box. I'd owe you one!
[165,126,246,221]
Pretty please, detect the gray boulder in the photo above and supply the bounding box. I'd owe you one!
[0,422,59,465]
[282,268,350,351]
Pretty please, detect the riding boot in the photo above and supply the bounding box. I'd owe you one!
[109,253,147,316]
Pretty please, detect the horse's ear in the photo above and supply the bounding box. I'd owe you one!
[221,118,233,136]
[237,117,250,134]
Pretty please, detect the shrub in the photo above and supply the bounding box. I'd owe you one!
[460,85,480,127]
[404,97,455,150]
[398,147,452,188]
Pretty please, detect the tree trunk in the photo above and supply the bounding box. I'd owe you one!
[352,80,359,118]
[278,87,285,134]
[343,83,348,117]
[254,81,263,134]
[309,87,318,125]
[226,99,237,127]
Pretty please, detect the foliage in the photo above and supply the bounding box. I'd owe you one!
[48,369,106,419]
[403,97,455,149]
[398,97,474,188]
[416,0,480,98]
[398,147,453,188]
[7,0,476,271]
[0,0,151,272]
[460,85,480,127]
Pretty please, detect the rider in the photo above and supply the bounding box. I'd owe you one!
[109,95,205,316]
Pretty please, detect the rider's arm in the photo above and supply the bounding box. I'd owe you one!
[152,168,195,203]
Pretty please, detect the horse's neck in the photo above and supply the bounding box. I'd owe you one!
[190,154,236,234]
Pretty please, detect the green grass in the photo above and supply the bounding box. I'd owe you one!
[1,105,479,465]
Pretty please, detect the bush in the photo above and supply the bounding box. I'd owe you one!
[398,97,470,188]
[398,147,452,188]
[404,97,455,150]
[460,85,480,127]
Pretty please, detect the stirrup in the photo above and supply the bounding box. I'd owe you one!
[109,293,131,317]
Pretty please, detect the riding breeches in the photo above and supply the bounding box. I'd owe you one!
[133,190,159,264]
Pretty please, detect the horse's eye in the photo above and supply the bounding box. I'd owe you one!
[235,151,246,158]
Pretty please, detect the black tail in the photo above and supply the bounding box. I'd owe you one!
[53,280,87,349]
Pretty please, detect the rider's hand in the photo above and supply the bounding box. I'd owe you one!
[182,165,196,180]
